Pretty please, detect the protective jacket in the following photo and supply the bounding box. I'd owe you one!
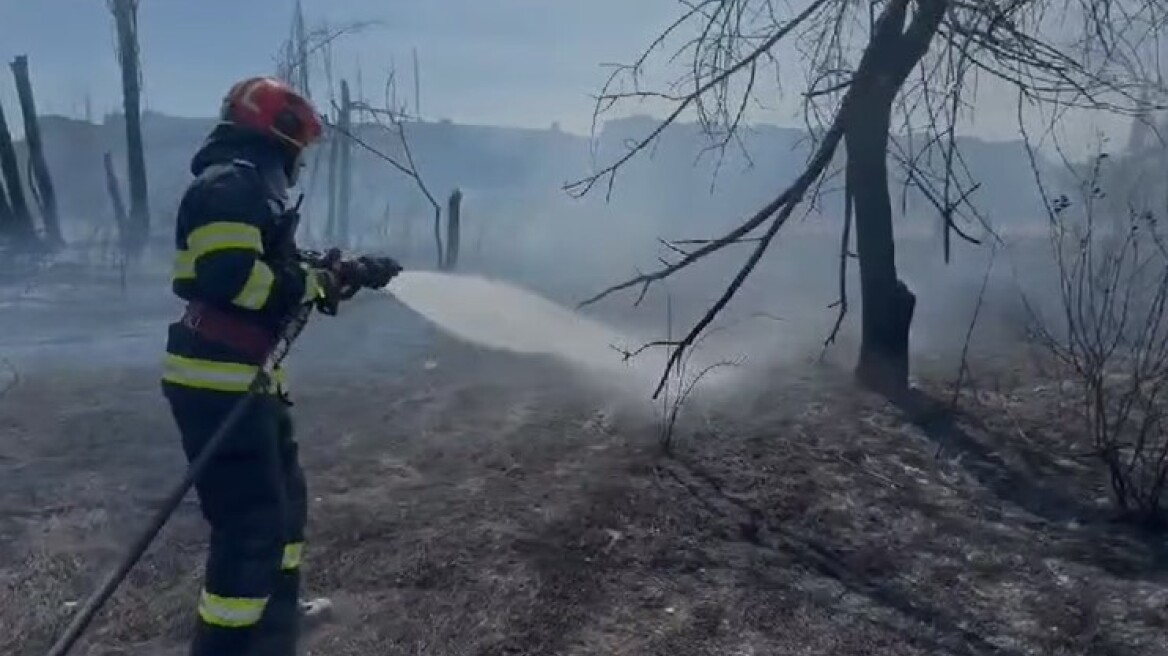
[163,124,320,393]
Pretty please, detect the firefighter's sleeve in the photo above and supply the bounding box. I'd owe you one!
[181,184,322,319]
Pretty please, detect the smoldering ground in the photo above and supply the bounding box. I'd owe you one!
[3,214,1167,655]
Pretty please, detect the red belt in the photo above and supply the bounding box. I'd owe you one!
[180,302,277,362]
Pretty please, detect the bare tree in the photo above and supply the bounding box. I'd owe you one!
[109,0,150,259]
[569,0,1160,398]
[10,55,63,248]
[270,11,448,263]
[0,179,14,248]
[0,98,35,247]
[412,48,422,118]
[346,70,447,267]
[271,8,378,249]
[1029,151,1168,525]
[273,13,379,95]
[322,41,340,245]
[103,153,129,247]
[102,152,130,290]
[336,80,354,247]
[444,188,462,271]
[325,126,340,242]
[290,0,312,97]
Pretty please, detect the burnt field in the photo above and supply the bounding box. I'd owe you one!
[2,234,1167,655]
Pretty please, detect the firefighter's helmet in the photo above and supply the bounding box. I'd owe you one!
[220,77,323,151]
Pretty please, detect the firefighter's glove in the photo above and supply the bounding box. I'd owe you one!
[311,268,346,316]
[305,251,401,316]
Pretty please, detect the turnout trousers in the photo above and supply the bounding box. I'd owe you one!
[163,383,308,656]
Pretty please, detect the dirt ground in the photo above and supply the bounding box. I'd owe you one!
[2,255,1168,655]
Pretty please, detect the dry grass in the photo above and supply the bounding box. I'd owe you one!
[2,338,1168,655]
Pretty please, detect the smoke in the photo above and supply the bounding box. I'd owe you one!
[2,110,1068,388]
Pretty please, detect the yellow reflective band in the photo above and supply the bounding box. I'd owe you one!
[282,542,304,570]
[161,354,286,393]
[198,590,268,628]
[300,265,323,304]
[233,260,276,310]
[173,250,195,280]
[187,222,263,259]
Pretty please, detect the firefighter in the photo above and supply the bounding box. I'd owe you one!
[161,77,399,656]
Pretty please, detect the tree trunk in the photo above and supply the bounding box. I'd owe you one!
[432,205,444,268]
[847,97,916,393]
[412,48,421,116]
[840,0,944,394]
[10,55,63,247]
[336,80,353,248]
[0,98,34,246]
[0,179,14,241]
[380,201,392,243]
[444,188,462,270]
[112,0,149,259]
[103,152,129,245]
[325,132,339,242]
[292,0,311,97]
[103,152,130,290]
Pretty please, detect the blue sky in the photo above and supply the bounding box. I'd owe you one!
[0,0,681,130]
[0,0,1131,148]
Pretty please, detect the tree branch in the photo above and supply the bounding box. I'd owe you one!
[564,0,834,200]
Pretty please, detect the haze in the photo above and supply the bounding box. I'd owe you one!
[0,0,1129,144]
[3,2,1168,655]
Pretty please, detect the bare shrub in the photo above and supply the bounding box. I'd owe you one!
[1029,151,1168,526]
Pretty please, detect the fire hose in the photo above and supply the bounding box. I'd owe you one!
[43,249,397,656]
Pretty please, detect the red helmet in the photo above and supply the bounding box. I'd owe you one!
[219,77,323,150]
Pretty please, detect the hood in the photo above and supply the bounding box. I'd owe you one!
[190,123,293,199]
